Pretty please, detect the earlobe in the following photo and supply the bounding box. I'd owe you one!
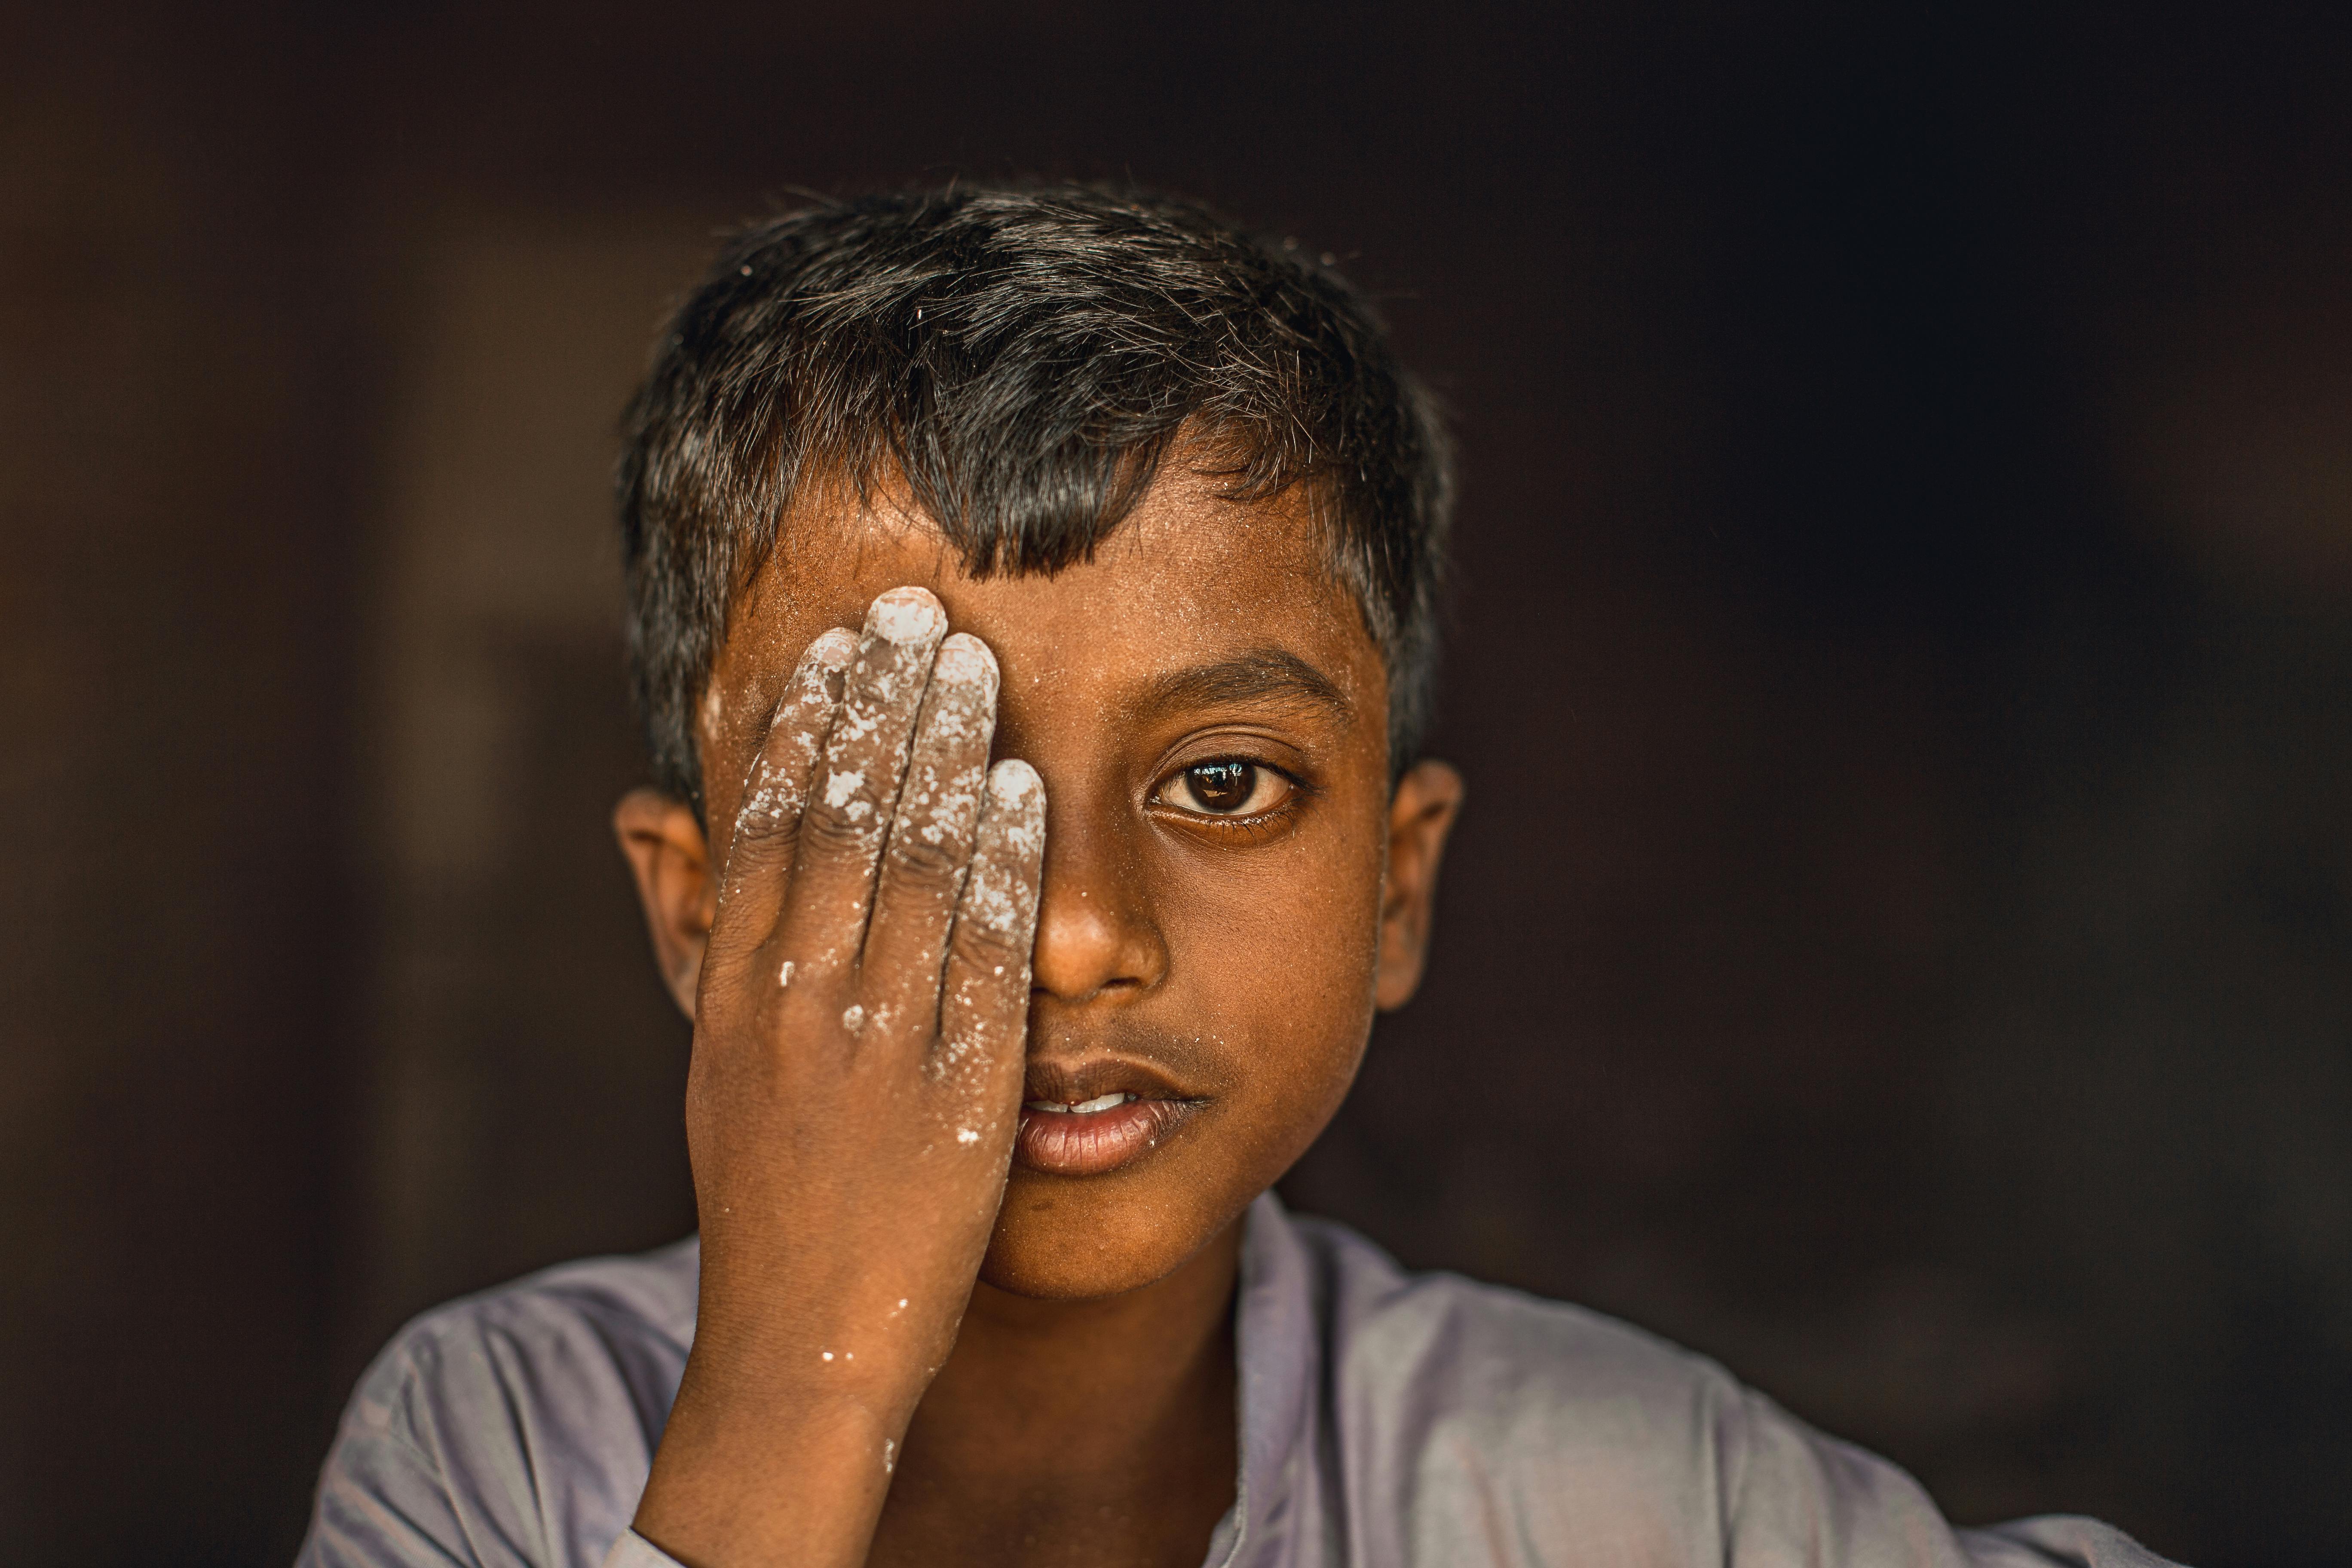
[1374,760,1464,1011]
[613,787,715,1019]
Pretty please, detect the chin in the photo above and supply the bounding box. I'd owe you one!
[977,1169,1239,1299]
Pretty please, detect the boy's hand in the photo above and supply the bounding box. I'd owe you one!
[634,587,1046,1568]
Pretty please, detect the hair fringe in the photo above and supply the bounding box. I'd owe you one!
[616,182,1453,815]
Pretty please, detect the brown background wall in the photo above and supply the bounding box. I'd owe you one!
[3,3,2349,1564]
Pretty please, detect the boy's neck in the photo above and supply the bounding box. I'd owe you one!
[866,1215,1245,1568]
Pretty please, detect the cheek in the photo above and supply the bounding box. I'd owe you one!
[695,753,750,875]
[1157,808,1388,1079]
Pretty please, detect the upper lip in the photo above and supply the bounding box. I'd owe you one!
[1021,1055,1196,1106]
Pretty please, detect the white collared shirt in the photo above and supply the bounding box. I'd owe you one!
[300,1194,2172,1568]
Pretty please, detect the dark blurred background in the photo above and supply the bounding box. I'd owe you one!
[4,2,2349,1563]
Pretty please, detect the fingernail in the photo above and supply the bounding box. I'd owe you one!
[932,631,999,694]
[808,626,858,668]
[867,585,946,644]
[988,757,1043,810]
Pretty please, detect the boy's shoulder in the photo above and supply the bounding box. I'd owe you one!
[362,1237,701,1434]
[309,1209,2174,1568]
[1284,1207,1754,1441]
[451,1236,701,1346]
[1272,1207,2170,1568]
[1296,1207,1728,1381]
[301,1239,698,1568]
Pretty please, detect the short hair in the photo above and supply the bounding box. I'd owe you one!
[617,183,1453,815]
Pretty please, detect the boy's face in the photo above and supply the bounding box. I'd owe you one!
[629,466,1460,1299]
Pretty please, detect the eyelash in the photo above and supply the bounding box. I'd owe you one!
[1148,756,1311,835]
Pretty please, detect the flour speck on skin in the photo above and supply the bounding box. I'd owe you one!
[841,1004,865,1033]
[778,959,794,988]
[956,1127,979,1145]
[823,768,865,808]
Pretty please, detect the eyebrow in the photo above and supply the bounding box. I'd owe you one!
[1133,647,1354,725]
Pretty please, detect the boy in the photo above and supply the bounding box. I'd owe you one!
[302,186,2171,1568]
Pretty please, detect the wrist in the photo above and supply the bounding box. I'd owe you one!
[682,1291,945,1414]
[637,1374,905,1568]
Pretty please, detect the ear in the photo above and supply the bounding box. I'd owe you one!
[1374,759,1464,1011]
[614,787,715,1020]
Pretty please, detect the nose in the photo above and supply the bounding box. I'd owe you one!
[1026,796,1164,1006]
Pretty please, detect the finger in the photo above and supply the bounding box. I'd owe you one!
[705,628,857,973]
[936,759,1047,1107]
[776,586,949,984]
[862,633,998,1041]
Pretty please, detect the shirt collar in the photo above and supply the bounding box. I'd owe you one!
[1205,1190,1325,1568]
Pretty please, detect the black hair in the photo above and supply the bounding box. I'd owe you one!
[616,183,1452,814]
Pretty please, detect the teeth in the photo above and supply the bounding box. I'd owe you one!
[1023,1092,1136,1115]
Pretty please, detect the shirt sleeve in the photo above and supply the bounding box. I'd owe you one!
[1957,1517,2178,1568]
[297,1399,482,1568]
[1722,1385,2176,1568]
[294,1298,657,1568]
[296,1322,564,1568]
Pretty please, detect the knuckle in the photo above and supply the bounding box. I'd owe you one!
[799,797,882,857]
[952,909,1027,965]
[725,815,797,873]
[728,796,794,850]
[882,826,969,888]
[731,812,789,854]
[734,752,803,825]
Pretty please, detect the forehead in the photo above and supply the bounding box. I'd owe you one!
[710,468,1385,729]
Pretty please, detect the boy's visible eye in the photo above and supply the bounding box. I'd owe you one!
[1157,759,1294,818]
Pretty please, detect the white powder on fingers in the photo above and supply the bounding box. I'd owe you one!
[989,756,1042,808]
[867,586,946,644]
[931,631,999,689]
[952,760,1047,938]
[808,625,859,666]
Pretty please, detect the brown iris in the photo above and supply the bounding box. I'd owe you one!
[1184,761,1256,813]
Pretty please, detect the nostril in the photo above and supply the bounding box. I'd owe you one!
[1029,974,1146,1004]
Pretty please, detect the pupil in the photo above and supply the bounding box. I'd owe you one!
[1190,762,1254,812]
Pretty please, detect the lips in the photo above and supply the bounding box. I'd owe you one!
[1013,1057,1200,1177]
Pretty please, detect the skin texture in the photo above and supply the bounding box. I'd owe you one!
[613,464,1463,1568]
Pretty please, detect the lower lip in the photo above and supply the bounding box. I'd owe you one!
[1013,1097,1194,1177]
